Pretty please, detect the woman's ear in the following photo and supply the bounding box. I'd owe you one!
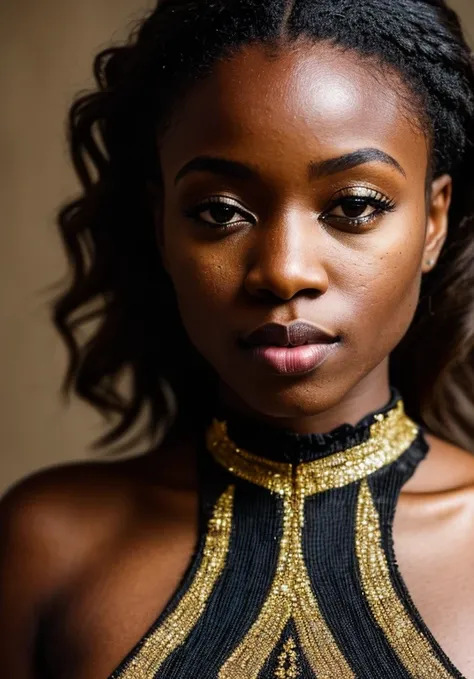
[146,179,169,272]
[422,174,452,273]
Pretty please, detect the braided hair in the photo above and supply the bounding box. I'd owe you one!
[54,0,474,452]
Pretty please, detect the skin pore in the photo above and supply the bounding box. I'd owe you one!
[1,40,474,679]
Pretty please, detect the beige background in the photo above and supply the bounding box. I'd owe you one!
[1,1,473,495]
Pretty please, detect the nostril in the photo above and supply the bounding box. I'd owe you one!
[255,288,289,304]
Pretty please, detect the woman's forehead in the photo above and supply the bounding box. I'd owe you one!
[160,42,428,182]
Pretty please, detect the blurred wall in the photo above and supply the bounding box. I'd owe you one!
[0,0,473,494]
[0,0,155,494]
[454,0,474,43]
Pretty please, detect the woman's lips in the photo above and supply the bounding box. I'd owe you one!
[247,342,339,375]
[243,321,337,347]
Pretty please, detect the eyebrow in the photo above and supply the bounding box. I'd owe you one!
[175,156,256,185]
[309,148,406,179]
[174,147,406,185]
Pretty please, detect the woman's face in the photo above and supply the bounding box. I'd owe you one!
[157,42,450,422]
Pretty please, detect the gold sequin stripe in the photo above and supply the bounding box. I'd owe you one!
[207,401,418,497]
[355,480,456,679]
[206,421,292,494]
[218,478,355,679]
[301,403,418,495]
[116,486,235,679]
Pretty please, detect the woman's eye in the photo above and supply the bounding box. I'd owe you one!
[202,204,243,226]
[185,199,253,229]
[322,193,395,228]
[333,198,375,219]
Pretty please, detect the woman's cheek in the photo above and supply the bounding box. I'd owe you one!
[169,248,235,329]
[349,246,423,347]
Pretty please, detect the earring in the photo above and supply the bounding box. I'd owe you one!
[425,258,435,268]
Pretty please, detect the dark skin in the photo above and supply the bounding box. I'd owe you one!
[1,41,474,679]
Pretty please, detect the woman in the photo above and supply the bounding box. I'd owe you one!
[1,0,474,676]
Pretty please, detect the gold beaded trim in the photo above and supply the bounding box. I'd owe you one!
[355,480,456,678]
[218,476,354,678]
[207,400,418,497]
[115,486,235,679]
[274,637,300,679]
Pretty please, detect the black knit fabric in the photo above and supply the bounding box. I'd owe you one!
[218,387,403,463]
[110,388,464,678]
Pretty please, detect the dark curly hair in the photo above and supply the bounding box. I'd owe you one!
[53,0,474,453]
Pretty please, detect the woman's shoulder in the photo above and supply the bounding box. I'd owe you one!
[0,456,151,666]
[404,433,474,495]
[0,441,200,672]
[0,434,198,591]
[0,456,149,526]
[0,457,147,590]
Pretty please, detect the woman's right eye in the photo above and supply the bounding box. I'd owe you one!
[185,198,255,229]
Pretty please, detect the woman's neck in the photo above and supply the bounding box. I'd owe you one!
[216,371,391,436]
[208,386,408,466]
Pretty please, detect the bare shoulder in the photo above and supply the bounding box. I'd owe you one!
[0,436,199,675]
[403,431,474,494]
[0,457,149,590]
[0,430,198,595]
[0,455,152,675]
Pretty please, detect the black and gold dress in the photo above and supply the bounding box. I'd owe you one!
[109,388,464,678]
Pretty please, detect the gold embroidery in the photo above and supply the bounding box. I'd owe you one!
[211,400,419,677]
[206,422,292,494]
[207,401,417,495]
[302,403,418,494]
[218,471,354,678]
[115,486,235,679]
[275,637,300,679]
[355,480,455,678]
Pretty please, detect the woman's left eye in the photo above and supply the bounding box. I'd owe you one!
[322,192,395,227]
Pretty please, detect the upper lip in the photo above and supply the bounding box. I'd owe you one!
[241,321,339,348]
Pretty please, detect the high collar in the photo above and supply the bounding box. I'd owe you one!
[210,387,403,465]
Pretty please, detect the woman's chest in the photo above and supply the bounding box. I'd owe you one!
[44,484,474,679]
[42,519,197,679]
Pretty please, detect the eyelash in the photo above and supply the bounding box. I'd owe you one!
[184,197,255,229]
[184,190,396,232]
[323,189,396,229]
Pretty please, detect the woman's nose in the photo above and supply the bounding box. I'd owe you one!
[243,212,330,302]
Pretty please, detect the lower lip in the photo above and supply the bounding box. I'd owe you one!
[247,343,339,375]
